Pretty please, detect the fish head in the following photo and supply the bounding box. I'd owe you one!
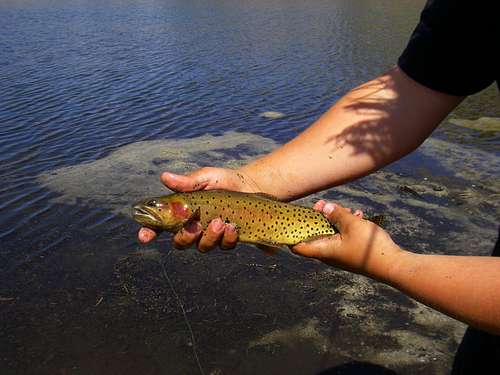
[132,195,192,231]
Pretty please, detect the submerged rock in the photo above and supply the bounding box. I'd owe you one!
[449,117,500,133]
[259,111,285,119]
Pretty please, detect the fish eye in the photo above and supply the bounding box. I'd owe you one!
[146,199,157,207]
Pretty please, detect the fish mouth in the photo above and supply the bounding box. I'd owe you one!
[132,205,161,224]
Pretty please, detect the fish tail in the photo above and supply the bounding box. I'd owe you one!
[367,215,385,228]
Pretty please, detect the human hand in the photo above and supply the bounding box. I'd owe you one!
[137,167,261,251]
[292,201,401,278]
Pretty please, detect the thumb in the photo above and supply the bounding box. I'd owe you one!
[322,203,357,232]
[161,171,210,192]
[291,235,341,259]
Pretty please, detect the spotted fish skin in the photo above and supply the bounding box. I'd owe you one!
[132,190,336,247]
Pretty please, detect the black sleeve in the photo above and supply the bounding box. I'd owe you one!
[398,0,499,96]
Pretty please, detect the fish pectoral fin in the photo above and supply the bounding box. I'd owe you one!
[256,244,281,256]
[254,240,283,256]
[185,207,201,224]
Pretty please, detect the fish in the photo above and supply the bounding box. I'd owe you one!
[132,190,383,252]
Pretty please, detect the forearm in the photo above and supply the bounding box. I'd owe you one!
[240,66,462,200]
[378,249,500,335]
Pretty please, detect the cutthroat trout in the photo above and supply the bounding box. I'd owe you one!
[132,190,338,249]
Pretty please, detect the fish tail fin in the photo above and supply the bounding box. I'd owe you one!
[367,215,385,228]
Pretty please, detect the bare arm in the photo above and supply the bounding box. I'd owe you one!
[139,66,463,248]
[241,66,463,200]
[294,202,500,335]
[386,251,500,334]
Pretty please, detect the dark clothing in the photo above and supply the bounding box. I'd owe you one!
[398,0,499,96]
[397,0,500,372]
[493,228,500,257]
[452,325,500,375]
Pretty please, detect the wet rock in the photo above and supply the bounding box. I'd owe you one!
[449,117,500,133]
[259,111,285,119]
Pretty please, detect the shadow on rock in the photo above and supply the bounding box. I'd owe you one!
[318,361,399,375]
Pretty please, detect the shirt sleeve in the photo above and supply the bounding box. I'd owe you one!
[398,0,498,96]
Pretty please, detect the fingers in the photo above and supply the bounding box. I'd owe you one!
[138,227,158,243]
[314,200,361,217]
[323,203,358,231]
[313,199,326,211]
[354,209,364,219]
[220,223,238,250]
[314,201,361,232]
[172,222,202,249]
[198,218,225,253]
[172,218,238,252]
[292,235,341,259]
[161,171,210,192]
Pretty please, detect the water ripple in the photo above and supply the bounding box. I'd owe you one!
[1,0,498,273]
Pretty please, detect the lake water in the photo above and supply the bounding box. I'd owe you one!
[1,1,499,374]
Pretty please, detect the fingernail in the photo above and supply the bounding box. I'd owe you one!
[138,231,148,243]
[184,222,200,233]
[212,218,224,232]
[226,223,236,232]
[139,228,154,243]
[323,203,335,215]
[313,200,325,210]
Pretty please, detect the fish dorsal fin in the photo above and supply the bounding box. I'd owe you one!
[254,239,283,256]
[252,192,280,201]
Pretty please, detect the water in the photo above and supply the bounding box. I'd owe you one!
[1,0,499,374]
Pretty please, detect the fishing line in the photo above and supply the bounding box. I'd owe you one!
[160,256,205,375]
